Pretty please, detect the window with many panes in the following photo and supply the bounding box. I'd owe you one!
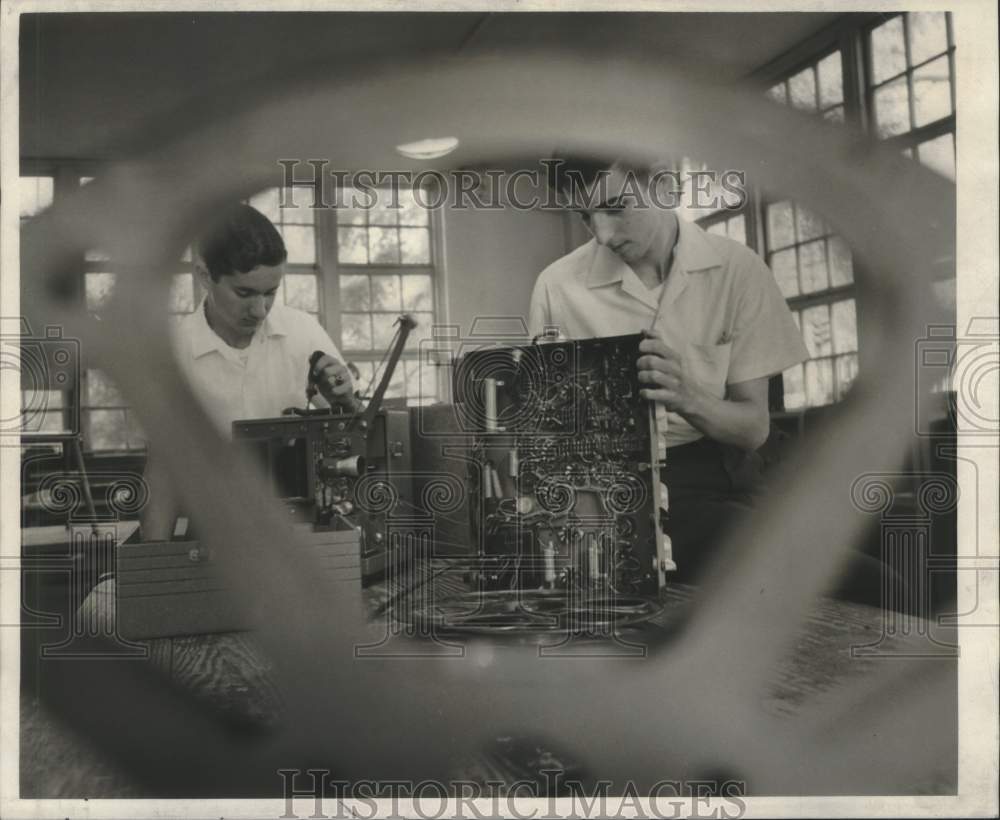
[761,47,860,409]
[21,174,441,452]
[868,11,956,181]
[753,13,955,410]
[248,186,322,320]
[18,175,67,437]
[869,12,957,395]
[766,49,845,122]
[702,211,750,246]
[79,170,199,451]
[763,200,857,408]
[333,186,438,404]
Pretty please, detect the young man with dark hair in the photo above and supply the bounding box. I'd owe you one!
[142,203,357,540]
[530,157,808,583]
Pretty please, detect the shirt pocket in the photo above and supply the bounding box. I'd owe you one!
[687,342,732,398]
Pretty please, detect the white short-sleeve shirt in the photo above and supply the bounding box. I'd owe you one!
[528,217,808,449]
[171,300,345,437]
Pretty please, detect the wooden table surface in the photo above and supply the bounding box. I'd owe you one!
[20,561,957,798]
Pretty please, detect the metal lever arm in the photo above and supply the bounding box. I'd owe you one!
[362,313,417,430]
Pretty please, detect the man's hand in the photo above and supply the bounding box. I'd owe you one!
[636,328,770,451]
[311,352,358,410]
[636,328,707,415]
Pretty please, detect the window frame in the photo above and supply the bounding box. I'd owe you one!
[18,167,447,453]
[863,12,957,151]
[705,11,956,412]
[319,186,446,404]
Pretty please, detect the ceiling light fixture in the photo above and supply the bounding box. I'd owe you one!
[395,136,460,160]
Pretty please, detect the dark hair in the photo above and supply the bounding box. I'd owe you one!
[545,153,652,198]
[194,203,287,281]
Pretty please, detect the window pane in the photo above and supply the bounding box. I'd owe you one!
[402,275,433,311]
[805,359,835,406]
[23,388,64,410]
[912,55,952,128]
[727,215,746,245]
[282,187,317,225]
[281,225,316,264]
[24,409,66,434]
[369,191,400,226]
[338,228,369,264]
[835,353,859,400]
[410,312,435,349]
[795,206,826,242]
[86,409,129,451]
[341,314,373,350]
[86,369,124,406]
[337,187,368,225]
[284,273,319,312]
[788,67,817,111]
[767,201,795,249]
[770,249,799,298]
[383,362,406,399]
[817,52,844,107]
[799,240,829,294]
[399,188,430,226]
[19,176,54,219]
[399,228,431,264]
[871,17,907,84]
[339,275,370,310]
[801,304,833,357]
[908,12,949,66]
[831,299,858,354]
[765,83,787,105]
[369,227,400,264]
[170,273,195,313]
[918,133,956,180]
[828,236,855,286]
[874,77,911,138]
[352,361,377,396]
[822,105,845,124]
[21,388,66,433]
[126,411,147,450]
[783,365,806,410]
[249,187,281,223]
[372,314,400,350]
[86,272,117,312]
[371,275,402,311]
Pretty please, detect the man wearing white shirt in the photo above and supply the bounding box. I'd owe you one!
[530,156,811,584]
[142,203,358,540]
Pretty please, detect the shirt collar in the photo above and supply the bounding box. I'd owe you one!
[584,216,724,290]
[190,299,290,359]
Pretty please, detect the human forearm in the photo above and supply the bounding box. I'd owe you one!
[678,390,770,451]
[636,330,770,452]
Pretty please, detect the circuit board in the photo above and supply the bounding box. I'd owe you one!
[455,333,670,598]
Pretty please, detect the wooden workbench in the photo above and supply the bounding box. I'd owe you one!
[19,564,958,798]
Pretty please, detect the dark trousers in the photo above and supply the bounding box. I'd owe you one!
[661,438,896,608]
